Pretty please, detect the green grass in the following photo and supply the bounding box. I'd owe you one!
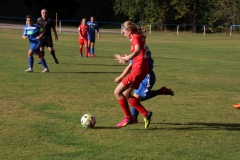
[0,29,240,160]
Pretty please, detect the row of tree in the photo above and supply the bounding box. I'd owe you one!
[1,0,240,32]
[114,0,240,32]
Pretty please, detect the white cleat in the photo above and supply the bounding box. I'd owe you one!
[25,68,33,72]
[42,68,50,72]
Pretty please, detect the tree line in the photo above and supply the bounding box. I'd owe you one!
[1,0,240,32]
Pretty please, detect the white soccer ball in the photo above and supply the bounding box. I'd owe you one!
[80,113,96,128]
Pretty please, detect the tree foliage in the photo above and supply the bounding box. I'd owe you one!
[1,0,240,32]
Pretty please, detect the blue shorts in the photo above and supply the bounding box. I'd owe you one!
[29,40,41,54]
[134,71,156,98]
[88,34,95,43]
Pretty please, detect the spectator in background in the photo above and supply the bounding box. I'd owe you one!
[87,16,100,57]
[22,15,49,72]
[36,9,59,64]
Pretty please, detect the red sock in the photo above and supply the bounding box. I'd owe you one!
[118,98,131,119]
[85,47,88,56]
[128,96,147,117]
[79,47,82,54]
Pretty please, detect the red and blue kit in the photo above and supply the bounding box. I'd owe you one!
[122,34,149,89]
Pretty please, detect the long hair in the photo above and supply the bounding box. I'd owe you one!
[122,21,138,33]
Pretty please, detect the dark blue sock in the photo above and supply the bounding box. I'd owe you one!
[28,56,34,68]
[90,48,94,54]
[141,91,158,101]
[131,106,139,118]
[40,58,48,68]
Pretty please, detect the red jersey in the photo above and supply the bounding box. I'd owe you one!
[130,34,148,74]
[78,24,89,38]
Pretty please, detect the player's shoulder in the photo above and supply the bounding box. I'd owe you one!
[46,17,53,22]
[23,24,28,29]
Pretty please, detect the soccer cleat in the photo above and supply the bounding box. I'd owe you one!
[25,68,33,72]
[129,116,138,124]
[233,103,240,109]
[157,86,174,96]
[54,58,59,64]
[143,111,153,128]
[117,117,132,127]
[90,54,95,57]
[80,54,83,57]
[42,68,49,72]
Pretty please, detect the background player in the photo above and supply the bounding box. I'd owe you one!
[22,15,49,72]
[78,18,90,57]
[87,16,100,57]
[36,9,59,64]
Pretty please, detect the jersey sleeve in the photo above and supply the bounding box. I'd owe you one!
[132,36,141,46]
[36,18,40,25]
[95,22,99,32]
[50,18,55,29]
[22,26,27,36]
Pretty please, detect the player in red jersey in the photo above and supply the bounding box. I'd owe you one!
[113,21,152,128]
[78,18,90,57]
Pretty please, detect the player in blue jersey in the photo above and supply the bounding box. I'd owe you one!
[22,15,49,72]
[114,27,174,123]
[87,16,100,57]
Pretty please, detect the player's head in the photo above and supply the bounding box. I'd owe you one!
[121,21,138,39]
[81,18,87,24]
[138,27,147,40]
[90,16,95,22]
[26,15,33,25]
[41,9,47,18]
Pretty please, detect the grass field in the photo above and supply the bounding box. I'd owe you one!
[0,29,240,160]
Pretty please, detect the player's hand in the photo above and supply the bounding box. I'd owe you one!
[55,36,58,41]
[22,36,28,39]
[114,77,122,83]
[114,54,125,64]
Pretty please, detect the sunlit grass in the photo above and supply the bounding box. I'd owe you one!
[0,29,240,159]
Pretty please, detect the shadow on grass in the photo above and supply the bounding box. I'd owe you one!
[152,122,240,131]
[93,126,119,129]
[48,71,122,74]
[59,63,122,66]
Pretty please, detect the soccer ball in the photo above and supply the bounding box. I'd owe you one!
[80,113,96,128]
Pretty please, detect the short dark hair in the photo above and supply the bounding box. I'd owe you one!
[26,15,32,20]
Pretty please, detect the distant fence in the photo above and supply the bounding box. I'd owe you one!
[1,16,240,36]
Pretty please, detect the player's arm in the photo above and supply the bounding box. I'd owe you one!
[96,24,100,40]
[78,28,83,39]
[36,28,45,40]
[22,28,28,39]
[117,44,140,64]
[114,63,132,83]
[51,19,58,40]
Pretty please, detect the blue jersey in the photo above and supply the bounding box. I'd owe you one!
[87,21,99,35]
[22,24,43,42]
